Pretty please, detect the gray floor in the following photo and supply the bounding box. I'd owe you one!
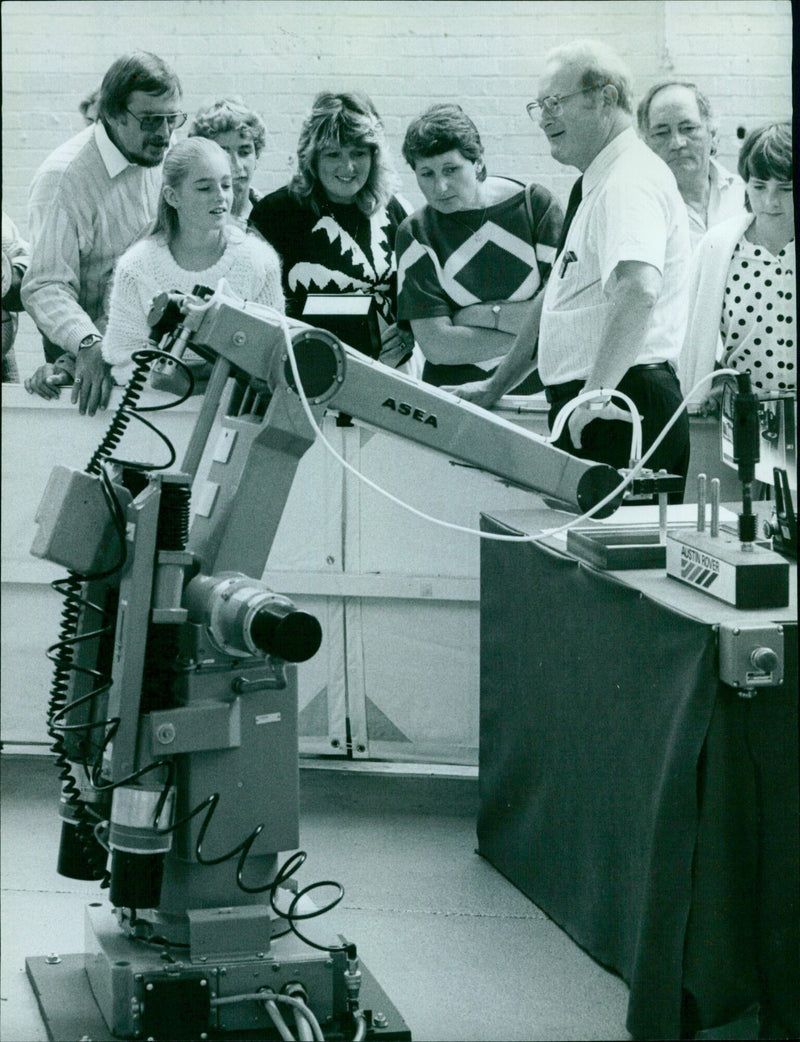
[1,754,631,1042]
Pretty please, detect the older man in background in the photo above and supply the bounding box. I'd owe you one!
[452,39,692,495]
[22,52,183,414]
[637,81,745,249]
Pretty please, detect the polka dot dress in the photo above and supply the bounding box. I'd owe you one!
[721,236,796,393]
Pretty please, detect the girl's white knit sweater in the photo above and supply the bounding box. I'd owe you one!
[102,228,284,383]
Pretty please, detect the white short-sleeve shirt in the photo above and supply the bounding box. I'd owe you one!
[686,159,747,251]
[539,127,691,386]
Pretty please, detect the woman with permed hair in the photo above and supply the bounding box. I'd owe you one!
[396,104,563,390]
[680,121,795,407]
[188,96,267,226]
[249,91,415,368]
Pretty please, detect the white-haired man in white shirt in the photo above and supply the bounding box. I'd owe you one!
[451,40,692,499]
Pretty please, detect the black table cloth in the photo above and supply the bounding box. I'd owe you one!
[478,509,798,1039]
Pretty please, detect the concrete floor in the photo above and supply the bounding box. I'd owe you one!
[1,754,631,1042]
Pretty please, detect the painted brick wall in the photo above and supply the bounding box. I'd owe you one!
[662,0,794,162]
[1,0,793,369]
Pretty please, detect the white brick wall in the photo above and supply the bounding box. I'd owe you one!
[1,0,793,370]
[663,0,794,142]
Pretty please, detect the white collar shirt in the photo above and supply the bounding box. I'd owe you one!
[686,158,747,250]
[94,120,135,178]
[21,122,162,355]
[539,127,691,386]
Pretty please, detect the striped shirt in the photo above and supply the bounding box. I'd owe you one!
[21,122,161,356]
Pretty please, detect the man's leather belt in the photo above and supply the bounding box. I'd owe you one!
[544,361,673,402]
[629,361,672,372]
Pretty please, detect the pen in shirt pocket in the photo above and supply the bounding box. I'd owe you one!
[559,250,577,278]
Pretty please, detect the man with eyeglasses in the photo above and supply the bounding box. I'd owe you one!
[637,82,745,250]
[451,40,691,497]
[22,52,183,414]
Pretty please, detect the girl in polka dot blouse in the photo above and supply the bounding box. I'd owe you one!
[681,122,795,408]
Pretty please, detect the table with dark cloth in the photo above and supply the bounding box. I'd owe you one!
[478,508,798,1040]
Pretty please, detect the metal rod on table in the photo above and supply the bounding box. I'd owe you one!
[659,493,668,545]
[710,478,720,538]
[697,473,707,532]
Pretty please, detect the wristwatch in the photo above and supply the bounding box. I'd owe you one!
[78,333,103,351]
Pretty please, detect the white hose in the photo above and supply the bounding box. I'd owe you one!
[549,386,643,461]
[264,999,295,1041]
[228,296,738,545]
[293,1007,316,1041]
[272,994,326,1042]
[213,990,325,1041]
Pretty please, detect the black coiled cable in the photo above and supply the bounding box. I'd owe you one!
[85,355,149,475]
[45,348,342,954]
[46,348,194,884]
[152,792,346,954]
[268,850,346,953]
[86,346,193,476]
[46,576,109,881]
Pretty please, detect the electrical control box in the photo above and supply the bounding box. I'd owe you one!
[718,623,785,691]
[30,465,131,575]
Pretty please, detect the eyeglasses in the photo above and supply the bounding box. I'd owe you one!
[526,84,605,120]
[124,109,188,133]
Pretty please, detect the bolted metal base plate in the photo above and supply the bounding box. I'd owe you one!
[26,952,411,1041]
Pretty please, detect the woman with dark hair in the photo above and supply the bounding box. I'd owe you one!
[681,121,795,407]
[249,91,414,367]
[189,97,268,226]
[101,137,283,387]
[396,103,563,390]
